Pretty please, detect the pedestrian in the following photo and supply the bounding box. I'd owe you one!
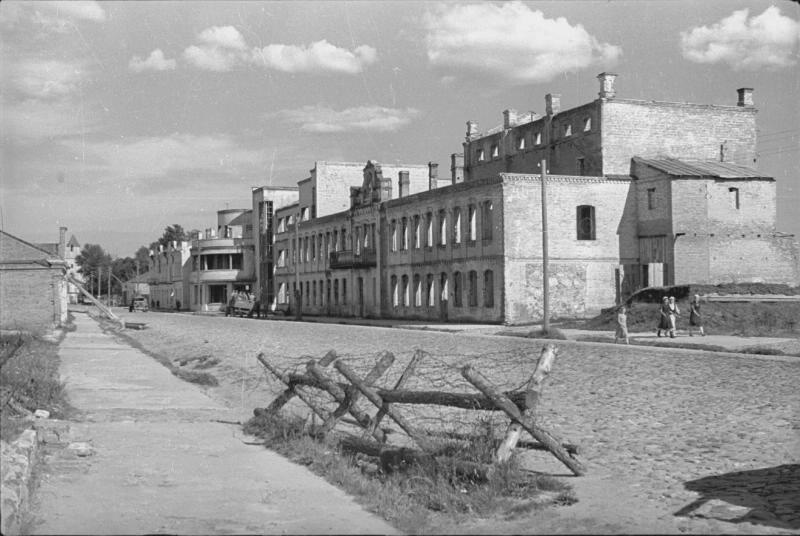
[225,293,236,317]
[688,294,705,336]
[656,296,670,337]
[615,305,630,344]
[667,296,680,338]
[128,299,134,313]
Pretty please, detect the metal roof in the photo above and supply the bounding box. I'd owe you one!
[633,157,771,179]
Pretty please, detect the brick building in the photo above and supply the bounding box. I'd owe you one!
[0,230,68,334]
[266,73,797,324]
[146,240,192,310]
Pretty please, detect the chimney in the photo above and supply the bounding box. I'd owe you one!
[737,88,753,107]
[466,120,479,141]
[450,153,464,185]
[597,72,618,99]
[398,171,410,198]
[381,176,393,201]
[545,94,561,116]
[503,109,518,129]
[428,162,439,190]
[58,226,67,258]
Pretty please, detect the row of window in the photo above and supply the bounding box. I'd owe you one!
[390,270,494,308]
[476,117,592,162]
[277,278,348,307]
[276,222,377,267]
[391,202,493,252]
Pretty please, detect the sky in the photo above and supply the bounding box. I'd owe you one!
[1,0,798,258]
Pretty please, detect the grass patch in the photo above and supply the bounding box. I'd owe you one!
[496,327,567,340]
[243,412,574,532]
[0,335,72,442]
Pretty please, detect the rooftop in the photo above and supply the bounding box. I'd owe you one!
[634,158,771,179]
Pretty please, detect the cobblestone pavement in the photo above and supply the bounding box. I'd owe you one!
[114,310,800,534]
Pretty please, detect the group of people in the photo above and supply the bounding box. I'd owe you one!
[656,294,705,338]
[614,294,705,344]
[225,290,262,318]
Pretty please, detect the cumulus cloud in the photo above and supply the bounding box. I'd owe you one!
[10,59,84,99]
[422,1,620,84]
[183,26,377,74]
[271,105,418,133]
[129,49,177,73]
[680,6,800,70]
[252,41,377,74]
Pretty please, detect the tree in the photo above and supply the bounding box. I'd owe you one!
[134,246,150,274]
[158,224,187,249]
[75,244,112,296]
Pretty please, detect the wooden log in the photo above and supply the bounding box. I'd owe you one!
[461,365,585,476]
[371,349,422,436]
[307,361,385,443]
[495,344,556,463]
[257,352,339,414]
[335,360,428,451]
[256,353,329,421]
[426,429,579,456]
[376,389,527,410]
[319,351,395,435]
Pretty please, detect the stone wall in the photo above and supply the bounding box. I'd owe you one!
[602,99,757,175]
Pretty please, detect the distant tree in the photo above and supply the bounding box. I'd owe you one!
[75,244,112,296]
[158,224,187,248]
[134,246,150,274]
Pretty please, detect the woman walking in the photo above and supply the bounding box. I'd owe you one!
[615,305,630,344]
[689,294,705,336]
[656,296,670,337]
[667,296,680,338]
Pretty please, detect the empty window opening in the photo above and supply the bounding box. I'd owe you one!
[453,271,463,307]
[468,270,478,307]
[647,188,656,210]
[484,270,494,307]
[481,201,493,241]
[583,117,591,131]
[577,205,596,240]
[517,136,526,150]
[468,205,477,241]
[729,187,740,209]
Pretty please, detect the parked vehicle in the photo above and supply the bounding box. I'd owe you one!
[132,296,150,312]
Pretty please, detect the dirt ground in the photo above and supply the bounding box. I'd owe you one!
[109,308,800,534]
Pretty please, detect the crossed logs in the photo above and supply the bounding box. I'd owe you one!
[255,344,585,477]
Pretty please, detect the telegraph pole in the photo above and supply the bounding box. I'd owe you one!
[541,159,550,333]
[107,264,112,306]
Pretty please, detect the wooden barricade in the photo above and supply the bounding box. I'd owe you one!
[256,343,585,477]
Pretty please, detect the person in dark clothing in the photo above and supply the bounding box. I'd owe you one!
[656,296,670,337]
[688,294,705,336]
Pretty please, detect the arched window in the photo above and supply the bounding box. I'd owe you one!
[401,275,410,306]
[427,274,435,307]
[453,208,462,244]
[468,205,477,241]
[481,201,493,241]
[414,274,422,307]
[453,271,463,307]
[440,272,449,302]
[413,215,421,249]
[483,270,494,307]
[468,270,478,306]
[401,218,408,250]
[391,275,398,307]
[576,205,596,240]
[438,210,447,246]
[425,212,433,247]
[391,221,398,252]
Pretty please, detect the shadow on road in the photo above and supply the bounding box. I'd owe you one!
[674,464,800,530]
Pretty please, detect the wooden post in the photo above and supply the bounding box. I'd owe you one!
[495,344,556,463]
[334,360,428,450]
[307,360,385,443]
[257,353,328,420]
[318,351,394,435]
[371,349,423,435]
[462,364,585,476]
[258,350,338,414]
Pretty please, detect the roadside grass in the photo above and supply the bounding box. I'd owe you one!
[0,333,72,442]
[243,411,574,533]
[497,327,567,340]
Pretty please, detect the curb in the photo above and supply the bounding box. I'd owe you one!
[0,429,38,535]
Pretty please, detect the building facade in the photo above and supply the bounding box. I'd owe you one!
[146,240,192,309]
[267,74,798,324]
[1,230,68,334]
[188,209,256,311]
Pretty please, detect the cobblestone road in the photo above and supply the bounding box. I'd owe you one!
[115,310,800,534]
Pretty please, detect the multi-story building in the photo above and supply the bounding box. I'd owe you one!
[268,73,797,324]
[188,209,256,311]
[251,186,299,308]
[146,240,192,309]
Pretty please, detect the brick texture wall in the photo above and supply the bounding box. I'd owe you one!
[602,100,757,175]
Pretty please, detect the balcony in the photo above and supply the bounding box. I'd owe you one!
[329,248,376,269]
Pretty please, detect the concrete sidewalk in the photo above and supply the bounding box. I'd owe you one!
[28,312,397,535]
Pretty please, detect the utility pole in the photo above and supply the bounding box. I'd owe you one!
[541,159,550,333]
[107,264,112,306]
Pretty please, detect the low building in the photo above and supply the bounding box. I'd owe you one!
[146,240,192,309]
[0,230,68,334]
[188,209,256,311]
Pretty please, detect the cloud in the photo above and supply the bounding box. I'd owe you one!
[1,96,97,142]
[10,59,85,99]
[129,49,177,73]
[422,1,620,84]
[271,105,419,133]
[252,40,377,74]
[43,1,106,22]
[197,25,247,50]
[680,6,800,70]
[183,26,377,74]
